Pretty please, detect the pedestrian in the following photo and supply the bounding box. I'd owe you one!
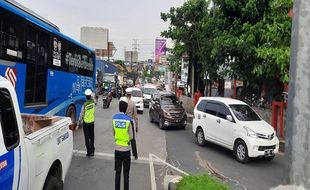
[125,88,138,133]
[113,100,135,190]
[79,89,95,157]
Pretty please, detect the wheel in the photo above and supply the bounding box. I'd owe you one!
[43,176,62,190]
[179,125,186,129]
[235,140,249,163]
[159,117,164,129]
[265,155,275,161]
[149,113,154,123]
[66,105,76,123]
[196,128,206,146]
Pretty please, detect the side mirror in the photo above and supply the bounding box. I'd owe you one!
[180,101,183,105]
[226,115,233,122]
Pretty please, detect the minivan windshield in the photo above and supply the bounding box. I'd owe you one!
[161,95,178,105]
[229,104,261,121]
[143,88,157,95]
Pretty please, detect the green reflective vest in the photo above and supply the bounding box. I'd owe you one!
[83,100,95,123]
[113,119,131,147]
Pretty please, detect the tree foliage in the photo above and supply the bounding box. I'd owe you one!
[161,0,292,98]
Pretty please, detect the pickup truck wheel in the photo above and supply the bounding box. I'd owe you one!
[66,106,76,123]
[43,176,62,190]
[196,128,206,146]
[235,141,249,163]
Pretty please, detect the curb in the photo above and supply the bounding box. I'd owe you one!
[164,175,182,190]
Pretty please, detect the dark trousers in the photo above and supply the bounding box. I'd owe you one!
[115,150,131,190]
[83,122,95,154]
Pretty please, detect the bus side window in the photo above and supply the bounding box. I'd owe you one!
[0,7,24,61]
[25,24,49,105]
[0,88,19,150]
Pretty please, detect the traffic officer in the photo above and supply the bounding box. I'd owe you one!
[79,89,95,157]
[112,100,134,190]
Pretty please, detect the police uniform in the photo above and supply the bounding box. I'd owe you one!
[112,112,133,190]
[82,98,95,156]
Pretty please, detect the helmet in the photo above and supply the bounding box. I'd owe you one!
[84,89,92,96]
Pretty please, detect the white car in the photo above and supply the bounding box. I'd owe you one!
[126,87,144,114]
[142,84,157,108]
[192,97,279,163]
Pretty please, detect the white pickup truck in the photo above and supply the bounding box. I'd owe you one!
[0,76,73,190]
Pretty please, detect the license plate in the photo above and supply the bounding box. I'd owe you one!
[264,149,274,156]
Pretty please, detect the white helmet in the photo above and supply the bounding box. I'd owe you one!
[84,89,92,96]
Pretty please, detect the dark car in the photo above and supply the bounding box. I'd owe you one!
[149,92,187,129]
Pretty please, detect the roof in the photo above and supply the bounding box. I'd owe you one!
[96,60,117,74]
[199,97,247,106]
[158,91,175,96]
[126,87,141,91]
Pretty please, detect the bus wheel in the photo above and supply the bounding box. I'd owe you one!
[66,105,76,123]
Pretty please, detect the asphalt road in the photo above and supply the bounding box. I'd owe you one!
[65,96,286,190]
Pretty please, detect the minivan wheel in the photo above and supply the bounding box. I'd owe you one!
[235,141,249,163]
[159,117,164,129]
[196,128,206,146]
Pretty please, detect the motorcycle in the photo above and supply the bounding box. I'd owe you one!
[102,91,112,109]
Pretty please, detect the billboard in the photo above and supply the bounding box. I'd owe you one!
[80,27,108,49]
[155,38,166,64]
[181,57,189,83]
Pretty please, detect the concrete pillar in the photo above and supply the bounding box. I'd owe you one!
[285,0,310,189]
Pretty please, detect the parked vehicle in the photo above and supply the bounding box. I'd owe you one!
[149,91,187,129]
[192,97,279,163]
[0,76,74,189]
[142,84,157,108]
[125,87,144,114]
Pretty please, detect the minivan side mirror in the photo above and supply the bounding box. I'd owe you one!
[226,115,233,122]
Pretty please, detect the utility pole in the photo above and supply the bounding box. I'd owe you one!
[281,0,310,189]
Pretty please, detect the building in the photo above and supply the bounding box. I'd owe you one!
[124,51,138,63]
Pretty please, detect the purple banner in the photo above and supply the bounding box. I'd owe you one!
[155,39,166,57]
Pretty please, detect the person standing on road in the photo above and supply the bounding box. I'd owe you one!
[79,89,95,157]
[125,89,138,133]
[113,100,134,190]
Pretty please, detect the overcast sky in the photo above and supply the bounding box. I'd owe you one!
[16,0,184,61]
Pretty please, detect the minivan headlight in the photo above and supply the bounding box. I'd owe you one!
[243,126,258,138]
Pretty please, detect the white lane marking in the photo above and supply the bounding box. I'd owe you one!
[73,149,163,165]
[149,154,157,190]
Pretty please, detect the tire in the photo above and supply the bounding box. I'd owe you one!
[149,113,154,123]
[43,176,62,190]
[196,128,206,146]
[66,105,76,123]
[265,155,275,162]
[235,141,249,163]
[179,125,186,129]
[159,117,164,129]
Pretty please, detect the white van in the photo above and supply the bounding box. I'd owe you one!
[125,87,144,114]
[142,84,157,108]
[192,97,279,163]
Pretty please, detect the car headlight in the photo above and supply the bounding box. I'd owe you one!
[163,110,171,116]
[243,126,258,138]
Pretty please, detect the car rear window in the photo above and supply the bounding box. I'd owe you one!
[161,95,178,105]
